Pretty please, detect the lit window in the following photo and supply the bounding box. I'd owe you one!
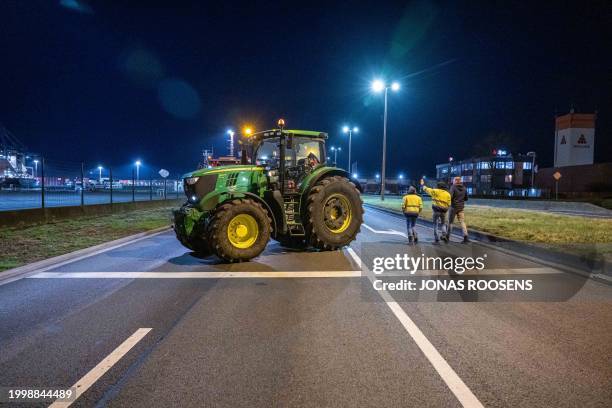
[505,175,513,183]
[523,162,532,170]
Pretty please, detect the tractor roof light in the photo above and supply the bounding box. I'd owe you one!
[277,118,285,127]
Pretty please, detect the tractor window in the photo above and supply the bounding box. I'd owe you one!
[254,137,325,168]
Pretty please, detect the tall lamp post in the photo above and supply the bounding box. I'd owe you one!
[33,159,39,178]
[135,160,142,182]
[330,146,341,166]
[97,166,103,183]
[342,126,358,174]
[227,129,235,157]
[372,79,400,201]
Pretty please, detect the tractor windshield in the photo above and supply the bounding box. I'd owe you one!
[255,137,325,168]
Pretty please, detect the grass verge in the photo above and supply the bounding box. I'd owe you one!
[0,205,176,272]
[362,195,612,261]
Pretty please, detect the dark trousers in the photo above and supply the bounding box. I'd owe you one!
[404,214,418,240]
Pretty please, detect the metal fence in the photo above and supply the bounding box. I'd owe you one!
[0,158,184,212]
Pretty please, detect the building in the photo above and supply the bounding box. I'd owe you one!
[435,151,537,196]
[554,110,596,167]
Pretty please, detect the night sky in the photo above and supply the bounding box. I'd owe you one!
[1,0,610,179]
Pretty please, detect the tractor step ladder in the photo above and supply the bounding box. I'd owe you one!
[283,194,305,236]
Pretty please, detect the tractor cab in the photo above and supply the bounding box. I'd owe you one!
[245,129,328,193]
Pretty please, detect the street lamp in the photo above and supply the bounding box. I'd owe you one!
[97,166,103,183]
[227,129,235,157]
[527,151,536,189]
[342,125,358,173]
[33,159,39,178]
[371,79,400,201]
[330,146,342,166]
[135,160,142,181]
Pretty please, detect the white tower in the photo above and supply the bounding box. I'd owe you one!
[554,110,596,167]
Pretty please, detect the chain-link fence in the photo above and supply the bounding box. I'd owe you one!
[0,158,184,211]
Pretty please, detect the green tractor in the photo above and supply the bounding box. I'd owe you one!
[172,121,363,262]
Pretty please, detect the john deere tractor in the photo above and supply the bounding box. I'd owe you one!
[173,121,363,262]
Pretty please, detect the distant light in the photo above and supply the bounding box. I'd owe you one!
[98,166,103,170]
[191,195,197,201]
[399,174,404,179]
[337,147,341,151]
[227,129,235,136]
[391,82,400,91]
[342,126,349,133]
[261,155,268,160]
[33,160,39,164]
[448,157,453,162]
[352,173,359,179]
[330,146,336,151]
[375,174,380,179]
[372,79,385,92]
[353,127,359,133]
[135,160,142,166]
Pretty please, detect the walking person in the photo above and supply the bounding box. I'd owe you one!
[447,176,470,243]
[402,186,422,244]
[421,180,451,243]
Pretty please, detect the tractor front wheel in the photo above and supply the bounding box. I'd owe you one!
[207,198,271,262]
[305,176,363,250]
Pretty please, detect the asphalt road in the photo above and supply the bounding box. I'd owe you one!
[0,207,610,407]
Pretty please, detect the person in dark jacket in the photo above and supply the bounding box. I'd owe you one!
[447,176,469,243]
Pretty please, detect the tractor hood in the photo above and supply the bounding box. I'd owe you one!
[181,165,262,179]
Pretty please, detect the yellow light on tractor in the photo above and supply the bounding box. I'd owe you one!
[244,127,253,136]
[277,118,285,127]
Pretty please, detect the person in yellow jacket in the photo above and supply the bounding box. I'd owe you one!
[421,180,451,243]
[402,186,423,244]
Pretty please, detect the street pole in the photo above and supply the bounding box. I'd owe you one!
[41,158,45,209]
[132,168,135,202]
[348,129,352,174]
[109,167,113,205]
[80,162,85,207]
[149,173,153,201]
[381,87,388,201]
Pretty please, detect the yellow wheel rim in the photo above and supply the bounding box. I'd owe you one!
[227,214,259,249]
[323,193,352,234]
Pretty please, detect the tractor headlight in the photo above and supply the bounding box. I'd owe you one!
[185,177,200,185]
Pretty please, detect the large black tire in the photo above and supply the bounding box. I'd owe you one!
[207,198,272,262]
[305,175,363,250]
[173,208,211,256]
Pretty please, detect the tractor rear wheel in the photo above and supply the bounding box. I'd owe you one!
[305,175,363,250]
[207,198,271,262]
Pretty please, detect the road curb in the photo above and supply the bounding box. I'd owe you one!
[0,226,172,286]
[363,203,612,285]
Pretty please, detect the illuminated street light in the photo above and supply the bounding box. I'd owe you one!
[97,165,103,183]
[33,159,39,177]
[342,125,359,173]
[330,146,342,166]
[227,129,235,157]
[398,173,404,180]
[371,78,400,201]
[135,160,142,181]
[375,173,380,179]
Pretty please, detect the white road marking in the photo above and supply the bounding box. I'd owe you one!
[29,270,362,279]
[363,223,407,237]
[348,244,485,408]
[49,328,152,408]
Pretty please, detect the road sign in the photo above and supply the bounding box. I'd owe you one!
[553,171,562,181]
[159,169,170,178]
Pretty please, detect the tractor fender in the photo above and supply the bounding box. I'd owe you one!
[223,191,279,238]
[300,168,362,195]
